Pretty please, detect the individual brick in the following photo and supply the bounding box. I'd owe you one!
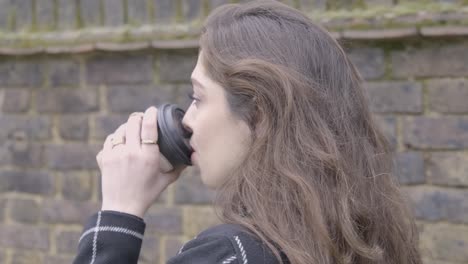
[392,42,468,78]
[127,0,149,25]
[159,50,198,83]
[86,54,153,84]
[419,223,468,263]
[92,114,128,140]
[0,0,13,30]
[404,186,468,224]
[36,89,98,113]
[139,236,160,263]
[174,167,215,204]
[427,78,468,114]
[210,0,231,9]
[299,0,326,11]
[165,237,184,261]
[403,117,468,150]
[102,0,125,26]
[347,47,385,80]
[0,224,49,250]
[47,58,80,87]
[57,0,77,29]
[422,259,460,264]
[45,143,100,170]
[183,206,222,238]
[0,115,51,141]
[395,152,425,185]
[372,115,397,150]
[427,152,468,187]
[0,59,45,87]
[144,206,183,235]
[182,0,203,22]
[8,198,41,224]
[0,170,54,195]
[107,84,174,113]
[11,0,33,31]
[0,199,6,221]
[36,0,55,30]
[1,89,31,113]
[80,0,101,26]
[41,199,99,224]
[154,0,177,23]
[43,256,74,264]
[56,230,81,254]
[11,251,43,264]
[61,171,93,201]
[364,81,422,114]
[0,141,44,167]
[59,115,89,141]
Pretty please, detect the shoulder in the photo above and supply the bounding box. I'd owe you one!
[168,223,280,264]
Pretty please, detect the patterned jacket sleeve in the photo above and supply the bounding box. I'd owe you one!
[73,210,146,264]
[166,235,240,264]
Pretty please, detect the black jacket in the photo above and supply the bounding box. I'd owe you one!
[73,210,284,264]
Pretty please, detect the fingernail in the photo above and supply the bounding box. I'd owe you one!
[130,112,143,117]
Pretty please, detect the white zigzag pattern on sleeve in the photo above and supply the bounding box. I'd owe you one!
[222,255,237,264]
[234,235,248,264]
[79,225,144,243]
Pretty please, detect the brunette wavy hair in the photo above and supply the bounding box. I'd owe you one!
[200,1,422,264]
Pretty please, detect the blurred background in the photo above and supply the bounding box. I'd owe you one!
[0,0,467,263]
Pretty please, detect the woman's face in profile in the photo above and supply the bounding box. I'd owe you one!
[182,52,252,189]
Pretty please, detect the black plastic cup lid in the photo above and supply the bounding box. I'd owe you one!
[157,104,193,167]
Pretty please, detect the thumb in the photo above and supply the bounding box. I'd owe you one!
[165,165,188,184]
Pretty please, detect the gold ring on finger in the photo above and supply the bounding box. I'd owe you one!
[111,140,125,148]
[141,139,158,144]
[111,136,125,147]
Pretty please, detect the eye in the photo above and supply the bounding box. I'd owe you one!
[186,92,200,106]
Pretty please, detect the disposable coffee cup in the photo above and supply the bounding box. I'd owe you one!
[156,103,194,173]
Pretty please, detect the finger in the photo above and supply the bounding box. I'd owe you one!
[126,113,143,152]
[141,107,158,151]
[96,150,102,168]
[113,123,127,142]
[103,133,114,152]
[130,112,144,118]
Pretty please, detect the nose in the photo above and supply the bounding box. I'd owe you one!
[181,104,194,137]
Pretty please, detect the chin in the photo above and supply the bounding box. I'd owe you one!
[200,173,219,190]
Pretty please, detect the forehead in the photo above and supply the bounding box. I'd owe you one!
[191,53,206,78]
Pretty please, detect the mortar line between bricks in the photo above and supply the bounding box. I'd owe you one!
[416,219,468,227]
[395,116,404,152]
[160,235,167,264]
[5,249,13,264]
[100,84,109,115]
[49,224,59,255]
[52,114,63,144]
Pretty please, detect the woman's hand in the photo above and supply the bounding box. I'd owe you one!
[96,106,186,218]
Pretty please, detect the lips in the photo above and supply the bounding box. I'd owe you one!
[191,152,197,164]
[189,141,196,153]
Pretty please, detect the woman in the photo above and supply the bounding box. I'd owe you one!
[73,1,422,263]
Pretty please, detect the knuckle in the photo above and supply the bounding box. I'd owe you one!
[142,121,155,131]
[125,151,139,161]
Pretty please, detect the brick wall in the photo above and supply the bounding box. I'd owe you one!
[0,0,467,264]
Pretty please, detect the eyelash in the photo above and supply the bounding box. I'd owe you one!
[187,92,200,105]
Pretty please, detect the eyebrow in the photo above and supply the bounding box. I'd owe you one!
[190,77,205,90]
